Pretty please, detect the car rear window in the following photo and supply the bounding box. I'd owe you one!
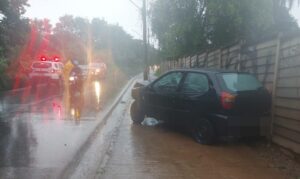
[218,73,262,92]
[32,62,51,68]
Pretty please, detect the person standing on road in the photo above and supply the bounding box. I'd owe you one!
[62,59,74,115]
[69,60,85,118]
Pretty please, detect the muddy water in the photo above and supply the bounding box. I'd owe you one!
[102,106,286,179]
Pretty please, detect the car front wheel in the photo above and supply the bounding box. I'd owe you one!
[130,101,145,124]
[192,119,215,145]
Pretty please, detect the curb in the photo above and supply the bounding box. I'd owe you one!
[59,77,137,178]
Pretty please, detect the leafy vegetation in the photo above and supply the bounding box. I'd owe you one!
[150,0,300,58]
[0,0,30,89]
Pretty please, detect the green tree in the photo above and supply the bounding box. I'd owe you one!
[0,0,29,89]
[151,0,206,57]
[150,0,299,57]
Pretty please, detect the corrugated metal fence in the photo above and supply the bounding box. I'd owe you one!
[160,34,300,154]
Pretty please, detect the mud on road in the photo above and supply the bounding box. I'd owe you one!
[99,101,297,179]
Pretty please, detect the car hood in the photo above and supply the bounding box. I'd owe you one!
[133,80,150,88]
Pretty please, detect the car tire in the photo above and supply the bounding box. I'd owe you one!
[192,119,215,145]
[130,101,145,124]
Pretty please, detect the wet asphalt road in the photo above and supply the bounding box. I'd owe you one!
[0,77,291,179]
[0,81,106,179]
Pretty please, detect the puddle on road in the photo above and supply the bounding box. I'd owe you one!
[141,118,163,127]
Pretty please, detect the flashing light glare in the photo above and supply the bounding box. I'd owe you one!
[54,57,60,62]
[69,76,75,81]
[71,108,75,116]
[41,56,47,61]
[94,81,101,105]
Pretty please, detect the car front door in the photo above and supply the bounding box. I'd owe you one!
[144,71,184,121]
[172,72,216,122]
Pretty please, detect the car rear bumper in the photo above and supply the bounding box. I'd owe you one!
[210,114,260,138]
[29,74,60,80]
[30,76,60,84]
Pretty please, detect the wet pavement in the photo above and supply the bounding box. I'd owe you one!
[0,76,292,179]
[0,79,112,179]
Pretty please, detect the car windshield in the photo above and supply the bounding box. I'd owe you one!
[219,73,263,92]
[32,62,52,68]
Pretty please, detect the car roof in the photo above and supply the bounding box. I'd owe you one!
[169,68,247,74]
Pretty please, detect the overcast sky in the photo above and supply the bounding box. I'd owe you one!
[25,0,300,39]
[25,0,143,38]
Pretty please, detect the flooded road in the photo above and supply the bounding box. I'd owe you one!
[101,118,287,178]
[0,79,108,178]
[0,77,294,179]
[97,89,288,179]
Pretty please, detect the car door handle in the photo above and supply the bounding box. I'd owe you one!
[182,93,205,100]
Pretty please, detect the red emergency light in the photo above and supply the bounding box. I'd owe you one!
[53,56,60,62]
[40,56,47,61]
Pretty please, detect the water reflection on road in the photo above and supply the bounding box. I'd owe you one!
[0,79,105,178]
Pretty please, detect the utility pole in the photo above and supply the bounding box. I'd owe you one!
[129,0,148,80]
[142,0,149,80]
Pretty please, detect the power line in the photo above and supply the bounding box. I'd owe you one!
[129,0,141,10]
[128,0,149,80]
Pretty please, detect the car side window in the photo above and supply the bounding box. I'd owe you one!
[153,72,183,93]
[181,73,209,93]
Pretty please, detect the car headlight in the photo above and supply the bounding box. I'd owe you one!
[69,76,75,81]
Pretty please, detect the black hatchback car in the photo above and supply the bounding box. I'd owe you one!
[130,69,271,144]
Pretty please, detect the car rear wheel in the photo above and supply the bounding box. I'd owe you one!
[192,119,215,145]
[130,101,145,124]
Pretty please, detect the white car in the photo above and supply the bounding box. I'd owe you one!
[29,61,64,86]
[89,62,107,79]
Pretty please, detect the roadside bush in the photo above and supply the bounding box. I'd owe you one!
[0,58,11,91]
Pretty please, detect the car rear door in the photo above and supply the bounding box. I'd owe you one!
[144,71,184,120]
[172,72,217,122]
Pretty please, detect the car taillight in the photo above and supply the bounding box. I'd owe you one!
[221,92,236,110]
